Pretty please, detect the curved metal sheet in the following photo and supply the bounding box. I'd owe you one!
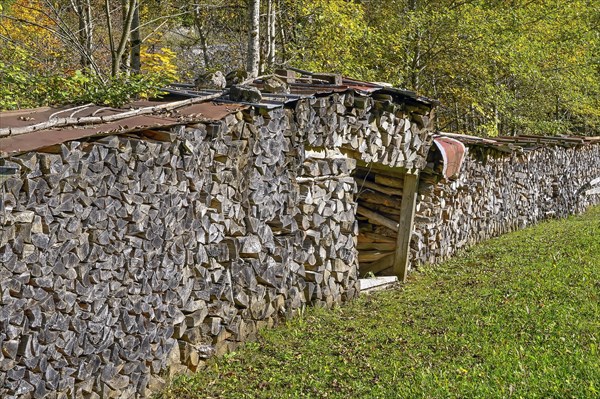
[433,137,466,179]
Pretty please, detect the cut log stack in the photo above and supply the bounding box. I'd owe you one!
[0,86,439,398]
[3,75,596,398]
[412,144,600,267]
[354,165,431,278]
[290,90,435,280]
[294,93,434,170]
[296,154,360,306]
[353,167,404,276]
[0,112,308,398]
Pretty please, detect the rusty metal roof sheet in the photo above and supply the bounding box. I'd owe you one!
[0,104,125,131]
[0,101,246,133]
[433,137,466,179]
[0,101,248,157]
[0,114,180,158]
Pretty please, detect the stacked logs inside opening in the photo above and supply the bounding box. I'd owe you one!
[354,167,404,276]
[0,91,434,398]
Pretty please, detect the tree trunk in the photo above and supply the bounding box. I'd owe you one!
[130,0,141,74]
[277,0,287,63]
[71,0,94,70]
[266,0,276,69]
[193,6,211,69]
[408,0,421,91]
[246,0,260,78]
[107,0,136,76]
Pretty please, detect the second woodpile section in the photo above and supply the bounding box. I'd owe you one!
[412,143,600,267]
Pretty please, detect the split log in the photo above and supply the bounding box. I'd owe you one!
[375,174,404,189]
[358,232,396,243]
[357,190,401,208]
[357,241,396,251]
[358,250,394,263]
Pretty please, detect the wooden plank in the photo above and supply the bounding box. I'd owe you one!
[355,178,403,196]
[358,232,396,243]
[586,187,600,196]
[393,171,419,282]
[359,276,398,292]
[356,206,398,231]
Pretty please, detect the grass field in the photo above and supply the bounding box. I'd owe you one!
[159,206,600,399]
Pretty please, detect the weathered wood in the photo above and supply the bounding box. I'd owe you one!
[0,75,440,398]
[586,186,600,195]
[140,130,177,142]
[374,174,404,189]
[358,231,396,243]
[0,75,268,137]
[356,205,398,231]
[354,161,408,178]
[393,171,419,282]
[357,241,396,251]
[355,178,403,196]
[360,202,402,217]
[357,190,401,208]
[358,250,394,263]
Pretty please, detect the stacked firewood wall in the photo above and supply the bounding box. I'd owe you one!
[0,90,435,398]
[295,92,434,169]
[296,155,360,306]
[412,144,600,267]
[293,92,434,278]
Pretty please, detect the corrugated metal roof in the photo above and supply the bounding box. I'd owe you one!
[0,104,126,130]
[0,101,249,157]
[0,115,179,158]
[164,75,437,108]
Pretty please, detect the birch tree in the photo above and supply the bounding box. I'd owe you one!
[246,0,260,77]
[265,0,276,69]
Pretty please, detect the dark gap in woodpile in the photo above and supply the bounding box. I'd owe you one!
[353,165,406,276]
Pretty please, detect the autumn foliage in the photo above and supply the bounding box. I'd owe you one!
[1,0,598,135]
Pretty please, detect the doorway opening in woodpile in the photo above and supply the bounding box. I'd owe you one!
[354,165,405,277]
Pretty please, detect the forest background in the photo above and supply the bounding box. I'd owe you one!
[1,0,598,136]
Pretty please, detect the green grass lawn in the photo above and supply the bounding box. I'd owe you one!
[159,206,600,399]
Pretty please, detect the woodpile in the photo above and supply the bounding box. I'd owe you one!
[4,75,595,398]
[291,92,435,278]
[412,144,600,267]
[296,154,360,306]
[0,111,310,397]
[0,87,437,398]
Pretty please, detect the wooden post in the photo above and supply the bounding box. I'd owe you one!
[393,170,420,282]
